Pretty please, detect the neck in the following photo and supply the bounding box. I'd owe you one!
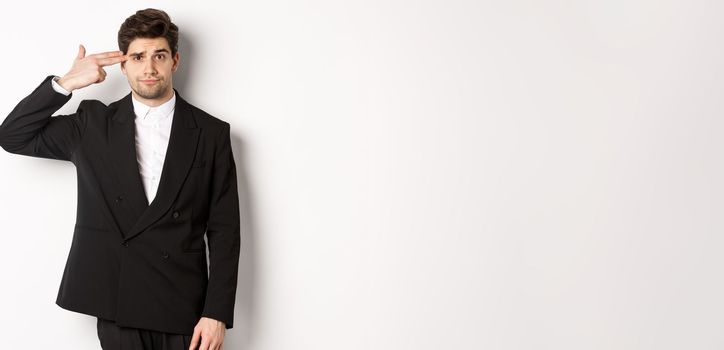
[131,88,175,107]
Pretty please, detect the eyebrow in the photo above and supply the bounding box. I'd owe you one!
[129,48,170,56]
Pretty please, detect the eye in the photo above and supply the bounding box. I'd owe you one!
[155,54,166,60]
[133,55,142,61]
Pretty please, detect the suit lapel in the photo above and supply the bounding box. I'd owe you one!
[109,89,200,240]
[109,94,150,224]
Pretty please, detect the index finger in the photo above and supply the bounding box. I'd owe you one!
[98,55,128,66]
[88,50,125,59]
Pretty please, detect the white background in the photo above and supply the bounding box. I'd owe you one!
[1,0,723,349]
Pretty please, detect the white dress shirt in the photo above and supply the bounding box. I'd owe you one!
[52,76,175,204]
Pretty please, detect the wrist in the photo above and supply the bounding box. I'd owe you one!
[56,76,74,92]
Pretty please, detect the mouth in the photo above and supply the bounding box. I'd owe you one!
[140,79,159,85]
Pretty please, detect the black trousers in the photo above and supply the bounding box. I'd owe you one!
[96,317,193,350]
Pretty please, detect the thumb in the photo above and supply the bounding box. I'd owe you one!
[76,44,86,60]
[189,328,201,350]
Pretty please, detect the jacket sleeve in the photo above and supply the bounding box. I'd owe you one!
[0,75,85,161]
[201,122,241,329]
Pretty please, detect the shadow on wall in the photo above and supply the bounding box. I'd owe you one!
[231,133,257,349]
[174,30,195,94]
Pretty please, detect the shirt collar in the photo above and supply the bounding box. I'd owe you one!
[132,91,176,121]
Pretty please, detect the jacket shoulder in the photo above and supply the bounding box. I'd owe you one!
[78,98,116,116]
[186,102,230,132]
[78,98,109,109]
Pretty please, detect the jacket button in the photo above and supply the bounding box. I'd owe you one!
[172,211,180,219]
[161,251,169,259]
[121,240,129,247]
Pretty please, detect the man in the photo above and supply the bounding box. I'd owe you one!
[0,8,240,350]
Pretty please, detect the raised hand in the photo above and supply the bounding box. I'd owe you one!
[56,44,128,92]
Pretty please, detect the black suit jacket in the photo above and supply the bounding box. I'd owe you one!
[0,75,241,335]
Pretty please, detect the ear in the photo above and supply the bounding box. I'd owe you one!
[172,51,180,72]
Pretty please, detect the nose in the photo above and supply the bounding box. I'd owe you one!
[143,58,157,76]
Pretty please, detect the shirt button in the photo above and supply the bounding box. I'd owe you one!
[161,251,169,259]
[115,195,123,203]
[172,211,180,219]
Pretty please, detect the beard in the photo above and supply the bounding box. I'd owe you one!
[133,78,169,100]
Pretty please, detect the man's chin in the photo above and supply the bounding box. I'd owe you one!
[133,86,167,100]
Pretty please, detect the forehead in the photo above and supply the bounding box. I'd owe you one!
[127,37,170,53]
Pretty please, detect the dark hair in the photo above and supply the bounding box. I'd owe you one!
[118,8,178,56]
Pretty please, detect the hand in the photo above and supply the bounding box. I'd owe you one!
[189,317,226,350]
[57,44,127,92]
